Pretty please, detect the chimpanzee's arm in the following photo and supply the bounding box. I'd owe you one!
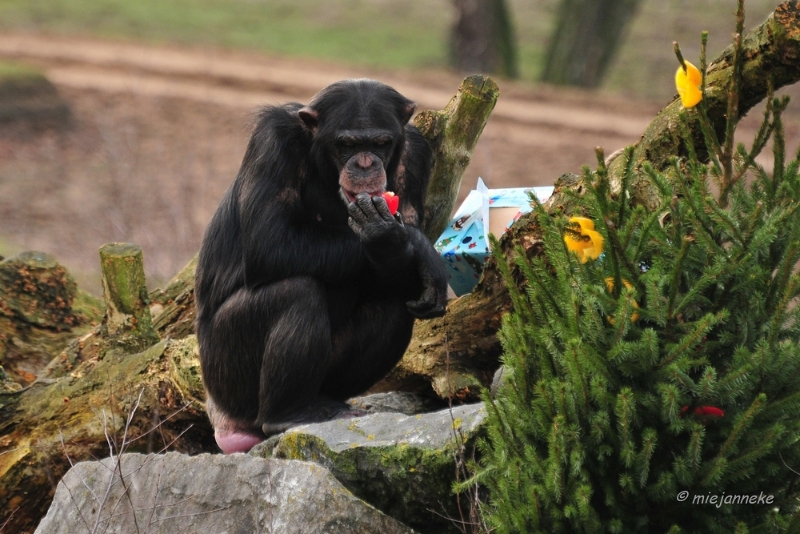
[397,125,448,318]
[240,186,366,286]
[405,225,448,318]
[236,105,367,287]
[346,125,447,317]
[348,194,447,318]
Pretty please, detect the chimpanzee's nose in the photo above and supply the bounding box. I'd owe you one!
[356,153,376,169]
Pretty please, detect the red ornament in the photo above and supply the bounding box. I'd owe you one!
[381,191,400,215]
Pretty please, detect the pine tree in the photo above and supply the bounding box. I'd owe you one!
[474,3,800,532]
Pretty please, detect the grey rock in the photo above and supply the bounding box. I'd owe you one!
[35,451,415,534]
[490,364,511,397]
[347,391,445,415]
[256,403,487,532]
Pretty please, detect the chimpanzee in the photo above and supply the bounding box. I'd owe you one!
[195,79,448,454]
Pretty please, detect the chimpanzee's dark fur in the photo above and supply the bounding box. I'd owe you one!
[195,79,447,452]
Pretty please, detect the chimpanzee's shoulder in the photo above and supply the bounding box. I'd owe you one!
[253,103,306,135]
[404,123,432,153]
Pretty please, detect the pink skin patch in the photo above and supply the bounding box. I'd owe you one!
[206,397,265,454]
[215,429,265,454]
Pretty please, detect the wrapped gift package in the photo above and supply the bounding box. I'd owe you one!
[434,178,554,296]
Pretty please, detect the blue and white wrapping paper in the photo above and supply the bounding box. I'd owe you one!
[434,178,554,296]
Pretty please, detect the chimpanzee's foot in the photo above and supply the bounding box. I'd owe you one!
[206,396,266,454]
[261,400,369,437]
[214,430,266,454]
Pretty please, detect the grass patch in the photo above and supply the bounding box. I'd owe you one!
[0,0,452,70]
[0,60,45,80]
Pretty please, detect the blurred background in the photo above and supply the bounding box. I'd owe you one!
[0,0,794,293]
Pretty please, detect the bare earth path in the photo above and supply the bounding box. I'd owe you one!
[0,33,786,292]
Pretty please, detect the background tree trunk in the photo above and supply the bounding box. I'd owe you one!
[450,0,519,78]
[540,0,643,88]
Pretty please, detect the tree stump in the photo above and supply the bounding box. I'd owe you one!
[415,74,500,242]
[98,243,158,351]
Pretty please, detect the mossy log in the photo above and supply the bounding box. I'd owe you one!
[0,248,213,534]
[0,337,213,533]
[609,1,800,211]
[98,243,159,351]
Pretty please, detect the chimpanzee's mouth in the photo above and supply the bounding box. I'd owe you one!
[340,188,385,204]
[341,189,358,203]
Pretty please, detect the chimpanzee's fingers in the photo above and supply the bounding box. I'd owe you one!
[348,216,364,238]
[356,193,379,218]
[406,299,446,319]
[406,284,446,318]
[371,196,395,222]
[347,197,369,225]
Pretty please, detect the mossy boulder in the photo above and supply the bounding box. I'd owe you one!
[254,403,487,533]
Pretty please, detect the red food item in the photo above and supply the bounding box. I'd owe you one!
[381,191,400,215]
[693,406,725,418]
[680,405,725,418]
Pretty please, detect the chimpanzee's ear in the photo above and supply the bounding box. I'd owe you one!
[401,101,417,124]
[298,107,319,132]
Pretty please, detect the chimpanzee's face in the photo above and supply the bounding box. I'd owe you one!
[333,127,398,203]
[297,79,414,206]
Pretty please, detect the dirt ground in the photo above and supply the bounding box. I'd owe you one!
[0,33,796,293]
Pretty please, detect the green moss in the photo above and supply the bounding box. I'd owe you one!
[275,430,467,532]
[73,290,103,323]
[166,336,204,401]
[17,340,168,440]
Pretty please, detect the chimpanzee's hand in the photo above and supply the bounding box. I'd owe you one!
[405,235,448,318]
[406,275,447,318]
[347,193,409,249]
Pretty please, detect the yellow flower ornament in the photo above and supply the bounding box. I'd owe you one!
[564,217,604,263]
[675,60,702,108]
